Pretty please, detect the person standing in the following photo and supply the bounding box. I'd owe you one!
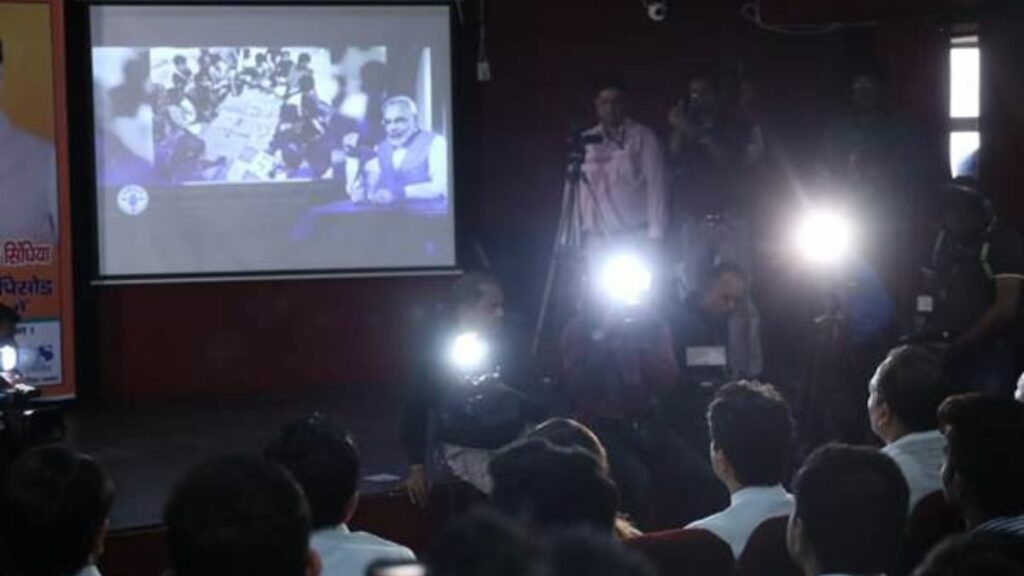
[573,79,668,248]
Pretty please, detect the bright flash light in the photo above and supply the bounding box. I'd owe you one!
[599,253,653,306]
[1,346,17,372]
[450,332,489,373]
[795,208,856,267]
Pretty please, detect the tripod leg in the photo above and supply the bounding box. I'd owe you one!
[532,174,582,356]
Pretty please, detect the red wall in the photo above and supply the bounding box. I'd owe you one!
[96,277,451,404]
[84,0,955,405]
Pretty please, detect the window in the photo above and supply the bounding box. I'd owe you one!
[949,34,980,178]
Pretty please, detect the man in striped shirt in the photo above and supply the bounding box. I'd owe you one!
[938,393,1024,539]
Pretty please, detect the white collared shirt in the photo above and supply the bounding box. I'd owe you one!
[686,484,794,558]
[311,524,415,576]
[881,429,946,512]
[0,111,57,242]
[576,119,669,241]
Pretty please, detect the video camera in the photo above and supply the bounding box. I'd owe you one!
[0,345,65,458]
[437,330,526,449]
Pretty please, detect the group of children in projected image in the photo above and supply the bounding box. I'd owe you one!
[150,47,368,184]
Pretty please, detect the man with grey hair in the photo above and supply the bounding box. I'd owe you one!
[0,37,58,243]
[344,94,448,204]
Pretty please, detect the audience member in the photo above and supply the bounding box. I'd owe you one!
[687,381,794,558]
[164,455,321,576]
[937,393,1024,536]
[489,439,618,534]
[787,444,909,576]
[266,414,415,576]
[542,530,656,576]
[912,532,1024,576]
[527,418,607,471]
[868,345,950,510]
[429,511,536,576]
[0,446,114,576]
[527,418,641,538]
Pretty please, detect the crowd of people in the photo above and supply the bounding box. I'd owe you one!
[1,344,1023,576]
[3,62,1024,576]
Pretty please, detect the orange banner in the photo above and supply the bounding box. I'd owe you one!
[0,0,74,397]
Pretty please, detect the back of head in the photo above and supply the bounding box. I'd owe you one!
[490,440,618,534]
[1,445,114,576]
[429,511,535,576]
[164,455,311,576]
[913,532,1024,576]
[937,394,1024,519]
[542,530,656,576]
[792,444,909,575]
[873,345,950,433]
[527,419,609,473]
[265,413,359,530]
[708,381,793,486]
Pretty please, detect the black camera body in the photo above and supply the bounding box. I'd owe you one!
[0,374,65,458]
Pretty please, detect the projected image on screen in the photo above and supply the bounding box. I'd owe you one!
[90,6,454,277]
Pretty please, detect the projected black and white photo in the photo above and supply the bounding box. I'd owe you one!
[90,5,454,276]
[94,45,448,195]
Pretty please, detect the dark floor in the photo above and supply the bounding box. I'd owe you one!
[65,386,407,529]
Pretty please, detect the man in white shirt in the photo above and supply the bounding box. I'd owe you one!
[938,393,1024,538]
[575,79,669,246]
[787,445,909,576]
[687,381,795,558]
[0,39,58,243]
[2,446,115,576]
[345,95,448,204]
[266,414,415,576]
[867,345,950,511]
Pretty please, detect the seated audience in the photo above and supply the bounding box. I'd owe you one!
[527,418,641,538]
[787,444,909,576]
[687,381,794,558]
[164,455,321,576]
[266,414,415,576]
[937,393,1024,536]
[542,530,657,576]
[429,511,536,576]
[867,345,950,510]
[0,446,114,576]
[912,532,1024,576]
[489,439,618,534]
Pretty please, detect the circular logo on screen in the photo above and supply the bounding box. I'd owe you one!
[117,185,150,216]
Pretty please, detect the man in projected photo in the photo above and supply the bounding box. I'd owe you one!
[0,38,57,243]
[345,95,448,204]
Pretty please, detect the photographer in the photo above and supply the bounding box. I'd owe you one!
[665,263,749,445]
[0,302,17,351]
[919,178,1024,395]
[400,273,534,506]
[560,257,726,528]
[668,74,763,378]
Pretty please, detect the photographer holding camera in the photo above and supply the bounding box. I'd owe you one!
[917,178,1024,395]
[400,273,535,505]
[559,254,726,529]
